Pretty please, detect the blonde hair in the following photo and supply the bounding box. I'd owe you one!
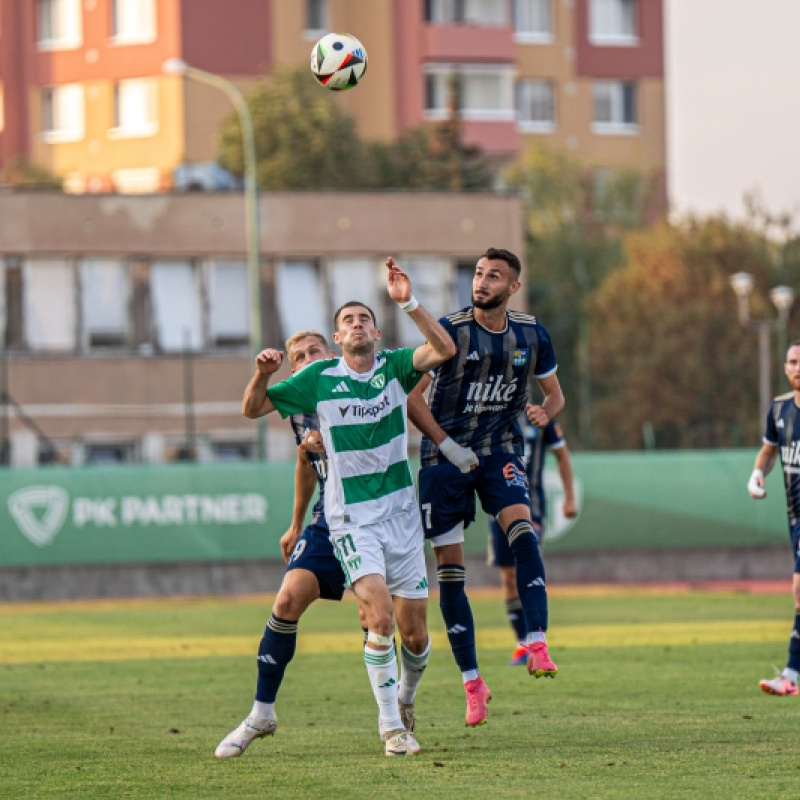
[285,330,330,367]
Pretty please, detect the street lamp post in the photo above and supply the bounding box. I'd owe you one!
[729,272,795,422]
[162,59,265,460]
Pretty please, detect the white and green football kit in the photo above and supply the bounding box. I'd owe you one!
[267,349,429,598]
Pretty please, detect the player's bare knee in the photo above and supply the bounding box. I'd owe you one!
[273,576,318,619]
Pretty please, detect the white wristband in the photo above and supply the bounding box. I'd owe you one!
[748,469,765,498]
[398,296,419,313]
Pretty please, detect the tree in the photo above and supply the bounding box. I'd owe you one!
[588,216,799,449]
[504,144,665,447]
[372,118,494,191]
[217,67,374,190]
[218,66,495,191]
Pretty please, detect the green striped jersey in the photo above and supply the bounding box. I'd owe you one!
[266,349,425,529]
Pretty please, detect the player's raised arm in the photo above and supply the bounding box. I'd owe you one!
[385,257,456,372]
[242,348,284,418]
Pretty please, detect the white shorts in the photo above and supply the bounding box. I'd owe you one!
[329,505,428,599]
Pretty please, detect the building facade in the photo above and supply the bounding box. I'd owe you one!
[0,190,525,467]
[0,0,665,192]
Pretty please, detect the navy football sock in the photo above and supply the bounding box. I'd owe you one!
[787,611,800,672]
[255,614,298,703]
[505,597,527,642]
[437,564,478,672]
[507,519,548,633]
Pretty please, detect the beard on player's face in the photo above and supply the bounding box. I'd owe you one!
[472,290,506,310]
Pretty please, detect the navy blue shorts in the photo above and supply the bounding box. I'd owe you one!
[791,521,800,574]
[418,453,531,540]
[286,516,346,601]
[488,516,542,567]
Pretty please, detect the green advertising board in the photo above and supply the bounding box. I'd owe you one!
[0,462,295,567]
[0,450,790,568]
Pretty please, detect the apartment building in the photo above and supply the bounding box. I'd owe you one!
[0,0,664,192]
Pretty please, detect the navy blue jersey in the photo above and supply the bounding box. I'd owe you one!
[522,418,564,521]
[763,393,800,524]
[420,307,558,465]
[290,413,327,518]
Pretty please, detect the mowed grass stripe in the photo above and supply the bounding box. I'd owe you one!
[0,619,788,664]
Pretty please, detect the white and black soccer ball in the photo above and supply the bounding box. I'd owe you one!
[310,32,368,91]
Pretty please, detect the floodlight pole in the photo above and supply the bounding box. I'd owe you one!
[163,59,266,460]
[729,272,795,423]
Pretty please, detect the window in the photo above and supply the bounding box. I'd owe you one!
[84,441,137,465]
[110,78,157,138]
[425,0,508,25]
[305,0,328,32]
[80,259,129,348]
[150,261,203,352]
[513,0,553,42]
[41,84,85,142]
[110,0,156,43]
[210,440,255,462]
[209,260,250,347]
[589,0,637,45]
[23,259,77,351]
[37,0,82,49]
[396,259,450,347]
[516,79,555,132]
[329,260,378,323]
[275,261,326,341]
[592,80,638,132]
[456,261,476,308]
[425,66,515,121]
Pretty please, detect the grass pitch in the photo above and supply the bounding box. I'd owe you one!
[1,586,799,799]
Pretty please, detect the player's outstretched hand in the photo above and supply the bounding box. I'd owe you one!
[385,257,412,304]
[563,497,578,518]
[255,348,284,376]
[747,469,766,499]
[525,403,549,429]
[439,436,479,473]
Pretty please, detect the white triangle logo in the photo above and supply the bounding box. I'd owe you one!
[7,485,69,547]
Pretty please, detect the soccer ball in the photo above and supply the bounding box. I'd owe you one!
[310,32,368,91]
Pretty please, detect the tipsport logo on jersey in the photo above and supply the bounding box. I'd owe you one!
[464,375,519,414]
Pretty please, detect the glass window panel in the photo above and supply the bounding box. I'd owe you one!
[464,0,507,25]
[38,0,81,47]
[24,259,76,351]
[81,259,129,346]
[330,259,378,323]
[396,258,450,347]
[275,262,326,341]
[210,260,249,344]
[112,0,156,41]
[590,0,636,42]
[150,261,203,352]
[516,79,555,125]
[113,79,157,135]
[462,72,505,111]
[305,0,328,30]
[514,0,552,36]
[593,80,637,127]
[41,84,84,140]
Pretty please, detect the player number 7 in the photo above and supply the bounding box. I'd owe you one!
[421,502,432,530]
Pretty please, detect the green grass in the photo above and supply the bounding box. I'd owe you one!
[1,589,799,799]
